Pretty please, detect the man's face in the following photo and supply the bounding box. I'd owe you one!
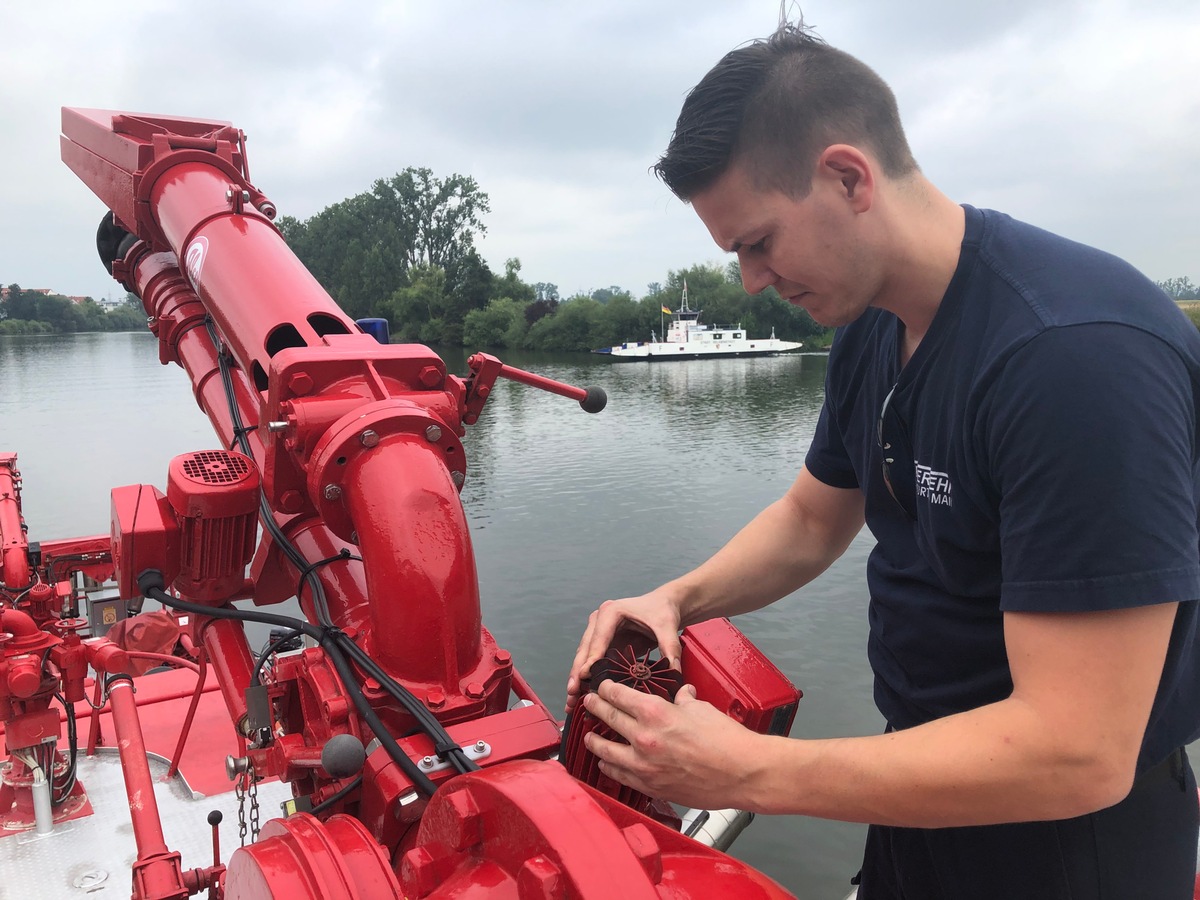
[689,161,878,328]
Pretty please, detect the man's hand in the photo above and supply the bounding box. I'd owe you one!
[565,590,684,714]
[580,680,764,811]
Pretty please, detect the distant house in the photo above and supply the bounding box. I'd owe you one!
[0,287,54,301]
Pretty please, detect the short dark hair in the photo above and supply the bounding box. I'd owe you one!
[653,24,919,200]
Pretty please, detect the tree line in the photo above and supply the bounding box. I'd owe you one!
[1158,276,1200,302]
[5,169,1195,347]
[0,287,144,334]
[276,166,826,351]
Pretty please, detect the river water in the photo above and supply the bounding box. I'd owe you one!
[0,331,881,898]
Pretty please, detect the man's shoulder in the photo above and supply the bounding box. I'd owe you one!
[972,208,1176,332]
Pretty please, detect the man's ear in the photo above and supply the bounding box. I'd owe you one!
[816,144,874,212]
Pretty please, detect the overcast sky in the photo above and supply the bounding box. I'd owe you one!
[2,0,1197,304]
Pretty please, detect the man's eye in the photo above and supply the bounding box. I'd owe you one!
[748,238,767,253]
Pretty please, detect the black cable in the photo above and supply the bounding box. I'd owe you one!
[47,552,112,582]
[205,316,336,627]
[52,693,77,805]
[144,581,323,642]
[316,631,437,794]
[252,627,305,686]
[295,550,362,605]
[228,424,258,450]
[332,634,476,774]
[309,774,363,816]
[144,580,443,795]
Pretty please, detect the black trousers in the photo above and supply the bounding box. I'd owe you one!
[857,747,1198,900]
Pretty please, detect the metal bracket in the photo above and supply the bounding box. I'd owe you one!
[416,740,491,774]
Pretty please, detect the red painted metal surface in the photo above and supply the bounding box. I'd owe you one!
[105,678,190,898]
[0,454,31,590]
[396,760,795,899]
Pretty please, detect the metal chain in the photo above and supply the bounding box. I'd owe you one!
[234,760,262,846]
[235,774,247,847]
[248,764,261,843]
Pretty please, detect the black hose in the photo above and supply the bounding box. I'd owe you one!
[143,580,445,794]
[52,693,77,805]
[252,627,305,686]
[309,774,364,816]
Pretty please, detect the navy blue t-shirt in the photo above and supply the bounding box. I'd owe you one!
[805,205,1200,773]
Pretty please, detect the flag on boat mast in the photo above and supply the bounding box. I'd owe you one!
[661,305,672,315]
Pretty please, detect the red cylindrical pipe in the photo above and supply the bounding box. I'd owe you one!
[0,608,41,642]
[0,456,30,590]
[198,618,255,735]
[107,679,170,856]
[281,520,371,636]
[148,162,357,382]
[130,251,264,460]
[342,434,482,688]
[167,650,206,781]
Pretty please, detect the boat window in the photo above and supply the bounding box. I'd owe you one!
[734,333,742,339]
[712,333,723,340]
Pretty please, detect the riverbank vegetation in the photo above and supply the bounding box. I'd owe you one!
[0,288,144,334]
[6,171,1195,349]
[276,167,826,351]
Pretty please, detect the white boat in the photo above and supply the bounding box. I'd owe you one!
[594,283,803,360]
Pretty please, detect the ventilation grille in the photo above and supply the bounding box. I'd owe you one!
[180,450,252,485]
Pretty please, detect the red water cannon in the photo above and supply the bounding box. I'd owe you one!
[112,449,259,605]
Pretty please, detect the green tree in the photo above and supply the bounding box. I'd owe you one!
[279,167,490,320]
[495,259,536,305]
[1158,276,1199,301]
[106,305,147,331]
[373,168,490,272]
[463,297,527,348]
[533,282,559,302]
[4,285,39,321]
[525,296,605,351]
[384,265,450,343]
[441,250,496,345]
[590,286,629,305]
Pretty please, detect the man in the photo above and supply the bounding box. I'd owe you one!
[566,23,1200,899]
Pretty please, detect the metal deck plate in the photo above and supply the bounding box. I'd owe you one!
[0,750,292,899]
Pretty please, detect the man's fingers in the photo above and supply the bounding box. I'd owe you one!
[660,632,684,671]
[569,613,599,679]
[583,685,638,737]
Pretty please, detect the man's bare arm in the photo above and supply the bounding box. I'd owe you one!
[584,601,1177,826]
[566,467,863,710]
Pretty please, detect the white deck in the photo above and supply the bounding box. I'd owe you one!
[0,750,291,899]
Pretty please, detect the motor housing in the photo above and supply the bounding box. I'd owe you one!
[562,618,802,825]
[111,450,259,604]
[166,450,259,601]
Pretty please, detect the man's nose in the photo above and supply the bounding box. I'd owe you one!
[739,256,777,295]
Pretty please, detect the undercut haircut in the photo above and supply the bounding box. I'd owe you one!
[653,24,919,200]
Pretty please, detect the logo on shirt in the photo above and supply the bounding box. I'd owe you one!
[915,463,953,507]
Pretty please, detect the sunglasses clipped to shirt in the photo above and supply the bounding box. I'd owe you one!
[877,383,917,519]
